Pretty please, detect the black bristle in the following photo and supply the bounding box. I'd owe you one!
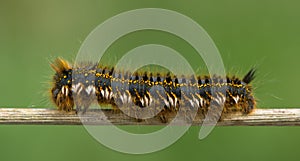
[197,76,202,85]
[109,67,114,75]
[143,72,148,81]
[205,78,210,84]
[243,68,256,84]
[166,75,172,83]
[157,74,161,82]
[174,78,179,84]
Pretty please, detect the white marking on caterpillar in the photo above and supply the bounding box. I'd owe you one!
[109,91,113,99]
[127,94,131,104]
[168,95,174,107]
[192,95,200,108]
[62,86,69,96]
[72,83,79,93]
[105,88,109,99]
[199,96,204,107]
[215,95,225,105]
[164,99,170,108]
[144,96,149,106]
[119,92,124,104]
[148,94,153,106]
[123,92,128,104]
[85,85,96,95]
[174,97,178,107]
[140,97,145,106]
[61,86,65,95]
[100,89,105,98]
[189,99,195,108]
[194,94,204,107]
[221,94,226,103]
[78,85,84,94]
[233,95,240,104]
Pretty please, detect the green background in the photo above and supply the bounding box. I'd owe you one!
[1,0,300,161]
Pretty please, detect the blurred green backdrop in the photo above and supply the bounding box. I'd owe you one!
[1,0,300,161]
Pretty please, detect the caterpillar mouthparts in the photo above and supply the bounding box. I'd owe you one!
[50,58,256,122]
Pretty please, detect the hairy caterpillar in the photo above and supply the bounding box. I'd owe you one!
[50,58,256,122]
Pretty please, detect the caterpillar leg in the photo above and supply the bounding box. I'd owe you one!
[75,105,81,114]
[242,94,256,114]
[82,106,89,114]
[158,110,168,123]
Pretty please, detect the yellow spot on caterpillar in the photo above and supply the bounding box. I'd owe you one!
[96,73,102,77]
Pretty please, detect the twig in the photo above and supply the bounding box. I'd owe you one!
[0,108,300,125]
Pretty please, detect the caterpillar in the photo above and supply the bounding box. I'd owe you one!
[50,58,256,123]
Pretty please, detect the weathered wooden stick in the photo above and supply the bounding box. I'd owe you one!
[0,108,299,126]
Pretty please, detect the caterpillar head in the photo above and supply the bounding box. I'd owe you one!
[50,58,74,111]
